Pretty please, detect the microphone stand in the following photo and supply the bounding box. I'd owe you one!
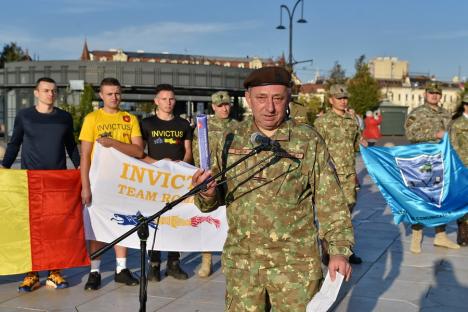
[90,143,269,312]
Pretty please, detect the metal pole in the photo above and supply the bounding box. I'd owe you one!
[289,10,293,68]
[277,0,307,71]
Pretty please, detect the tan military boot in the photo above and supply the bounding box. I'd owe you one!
[410,229,423,253]
[197,252,212,277]
[434,232,460,249]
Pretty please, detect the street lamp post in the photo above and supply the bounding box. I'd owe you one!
[276,0,307,70]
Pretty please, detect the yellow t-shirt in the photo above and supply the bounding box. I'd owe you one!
[79,109,141,156]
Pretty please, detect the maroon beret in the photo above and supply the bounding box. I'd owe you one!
[243,66,291,89]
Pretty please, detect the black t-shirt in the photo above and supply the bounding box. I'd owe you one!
[2,106,80,169]
[141,115,193,161]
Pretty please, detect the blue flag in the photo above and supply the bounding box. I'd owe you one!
[360,134,468,227]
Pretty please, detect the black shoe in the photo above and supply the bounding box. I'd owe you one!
[115,269,139,286]
[349,253,362,264]
[148,264,161,282]
[165,260,188,280]
[84,272,101,291]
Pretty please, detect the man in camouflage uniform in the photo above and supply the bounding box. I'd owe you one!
[192,90,238,277]
[192,67,354,311]
[405,81,460,253]
[449,95,468,245]
[314,84,365,265]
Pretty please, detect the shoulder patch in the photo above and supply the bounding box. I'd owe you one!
[228,148,252,155]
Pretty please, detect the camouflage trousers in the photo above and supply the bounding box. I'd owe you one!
[224,267,322,312]
[338,173,357,211]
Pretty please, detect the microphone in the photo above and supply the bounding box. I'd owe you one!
[250,132,280,149]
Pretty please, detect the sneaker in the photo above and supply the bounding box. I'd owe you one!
[46,270,69,289]
[18,272,40,292]
[84,271,101,291]
[165,260,188,280]
[148,264,161,282]
[115,269,139,286]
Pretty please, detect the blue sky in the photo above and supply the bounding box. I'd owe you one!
[2,0,468,82]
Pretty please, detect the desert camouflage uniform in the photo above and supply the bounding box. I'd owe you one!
[192,116,238,167]
[195,117,354,311]
[449,115,468,166]
[314,110,361,208]
[405,103,451,143]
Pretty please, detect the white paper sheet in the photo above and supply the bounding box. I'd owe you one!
[306,271,344,312]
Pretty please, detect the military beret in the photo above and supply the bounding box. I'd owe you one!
[425,81,442,94]
[243,66,291,89]
[211,91,230,106]
[329,84,349,98]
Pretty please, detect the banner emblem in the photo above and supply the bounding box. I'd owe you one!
[396,153,444,207]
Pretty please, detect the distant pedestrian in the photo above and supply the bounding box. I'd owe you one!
[405,81,460,253]
[449,96,468,246]
[363,110,383,146]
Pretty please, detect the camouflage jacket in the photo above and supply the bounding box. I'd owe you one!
[450,115,468,166]
[192,116,238,167]
[314,110,361,176]
[195,118,354,278]
[405,103,451,143]
[289,101,309,124]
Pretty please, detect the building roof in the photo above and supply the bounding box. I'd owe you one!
[89,49,277,63]
[300,83,325,93]
[80,40,90,61]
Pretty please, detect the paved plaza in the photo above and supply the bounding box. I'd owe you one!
[0,136,467,311]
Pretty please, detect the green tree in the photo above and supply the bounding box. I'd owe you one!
[294,93,323,125]
[0,42,29,68]
[59,84,95,140]
[347,55,381,115]
[137,101,155,115]
[326,61,347,87]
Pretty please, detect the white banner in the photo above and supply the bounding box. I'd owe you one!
[84,143,227,251]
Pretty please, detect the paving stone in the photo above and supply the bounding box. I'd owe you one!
[333,295,419,312]
[1,149,466,311]
[352,278,431,304]
[76,289,174,312]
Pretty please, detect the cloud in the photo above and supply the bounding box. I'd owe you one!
[45,0,136,14]
[4,21,259,60]
[0,28,35,46]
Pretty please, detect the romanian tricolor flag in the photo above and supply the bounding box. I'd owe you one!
[0,169,90,275]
